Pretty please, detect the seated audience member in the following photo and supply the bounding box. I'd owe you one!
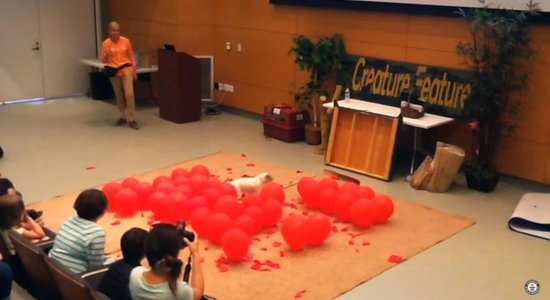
[0,186,46,296]
[48,189,113,274]
[0,177,44,225]
[0,254,12,300]
[129,224,204,300]
[0,189,46,255]
[98,227,148,300]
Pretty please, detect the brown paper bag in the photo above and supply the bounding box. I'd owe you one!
[410,155,433,190]
[410,142,465,193]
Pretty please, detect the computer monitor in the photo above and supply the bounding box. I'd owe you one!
[194,55,214,102]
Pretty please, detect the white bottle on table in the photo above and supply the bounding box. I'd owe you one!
[344,88,351,103]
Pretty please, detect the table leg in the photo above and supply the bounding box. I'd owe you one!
[410,127,418,175]
[405,127,419,182]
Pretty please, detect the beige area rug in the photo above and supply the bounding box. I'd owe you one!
[29,151,475,300]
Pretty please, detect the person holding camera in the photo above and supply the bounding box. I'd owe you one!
[101,21,139,130]
[129,223,204,300]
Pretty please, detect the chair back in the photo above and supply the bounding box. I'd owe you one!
[44,255,102,300]
[7,230,61,300]
[0,232,10,260]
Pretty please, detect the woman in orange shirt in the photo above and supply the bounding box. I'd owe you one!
[101,22,139,130]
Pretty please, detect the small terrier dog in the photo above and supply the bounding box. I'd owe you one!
[230,173,274,198]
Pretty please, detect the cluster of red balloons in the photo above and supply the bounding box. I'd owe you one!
[297,176,394,229]
[102,165,287,261]
[281,213,331,251]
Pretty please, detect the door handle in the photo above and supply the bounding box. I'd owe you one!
[31,42,40,51]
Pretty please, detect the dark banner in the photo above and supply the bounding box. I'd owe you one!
[341,56,472,118]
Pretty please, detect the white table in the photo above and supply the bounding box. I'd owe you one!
[323,99,454,176]
[80,58,158,74]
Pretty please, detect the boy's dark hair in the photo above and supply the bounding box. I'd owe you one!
[0,178,15,197]
[0,193,25,230]
[121,227,148,264]
[73,189,108,220]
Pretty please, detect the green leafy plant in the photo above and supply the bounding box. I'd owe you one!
[456,0,538,188]
[289,34,348,126]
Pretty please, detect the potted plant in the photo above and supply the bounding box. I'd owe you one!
[289,34,348,145]
[456,0,539,192]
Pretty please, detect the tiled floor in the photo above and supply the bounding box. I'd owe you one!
[1,97,548,299]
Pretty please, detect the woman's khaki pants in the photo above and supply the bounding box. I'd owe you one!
[109,72,135,122]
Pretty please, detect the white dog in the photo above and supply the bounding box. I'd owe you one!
[230,172,274,198]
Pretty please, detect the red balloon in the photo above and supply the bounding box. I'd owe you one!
[206,180,221,191]
[350,198,377,228]
[121,177,140,191]
[297,177,316,196]
[242,193,262,208]
[372,195,394,224]
[114,188,139,218]
[149,192,171,221]
[219,182,238,197]
[221,228,251,261]
[190,164,210,177]
[202,188,222,209]
[189,207,213,237]
[260,183,285,204]
[207,213,233,244]
[261,199,282,227]
[340,182,359,196]
[356,186,374,199]
[318,188,338,215]
[234,215,256,236]
[102,182,122,212]
[169,192,188,221]
[319,177,339,191]
[281,214,307,251]
[172,176,190,187]
[305,213,331,246]
[243,206,264,232]
[153,175,171,188]
[171,167,190,179]
[214,195,243,219]
[188,196,208,218]
[156,181,176,195]
[190,174,209,195]
[334,193,356,222]
[135,182,154,211]
[175,185,193,197]
[302,180,322,209]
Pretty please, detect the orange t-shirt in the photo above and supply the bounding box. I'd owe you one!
[101,36,136,76]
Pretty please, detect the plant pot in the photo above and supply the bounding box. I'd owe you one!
[465,170,499,193]
[305,124,321,145]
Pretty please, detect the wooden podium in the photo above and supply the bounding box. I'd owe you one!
[158,50,201,124]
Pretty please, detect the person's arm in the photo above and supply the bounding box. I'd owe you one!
[19,213,45,240]
[125,38,137,80]
[184,238,204,300]
[87,229,107,269]
[100,41,109,64]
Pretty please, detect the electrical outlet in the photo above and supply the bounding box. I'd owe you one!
[223,84,234,93]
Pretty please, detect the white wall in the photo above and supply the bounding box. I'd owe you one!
[39,0,96,98]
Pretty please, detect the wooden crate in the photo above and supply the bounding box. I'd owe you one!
[325,107,399,181]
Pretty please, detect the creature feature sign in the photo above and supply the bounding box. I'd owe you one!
[348,56,472,117]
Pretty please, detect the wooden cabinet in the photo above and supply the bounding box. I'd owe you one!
[325,107,399,181]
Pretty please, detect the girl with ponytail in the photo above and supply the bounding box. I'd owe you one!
[129,224,204,300]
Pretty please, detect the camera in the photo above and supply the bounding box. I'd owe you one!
[176,221,195,243]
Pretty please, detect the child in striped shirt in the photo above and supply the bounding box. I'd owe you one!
[48,189,113,274]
